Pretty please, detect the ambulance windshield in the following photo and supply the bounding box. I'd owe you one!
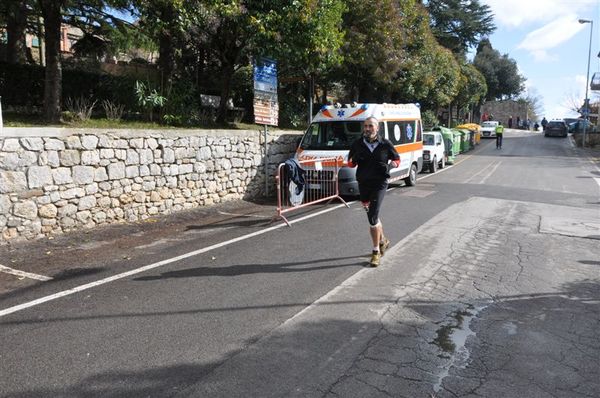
[300,121,363,150]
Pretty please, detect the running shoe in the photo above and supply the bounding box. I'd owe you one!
[370,251,381,267]
[379,237,390,256]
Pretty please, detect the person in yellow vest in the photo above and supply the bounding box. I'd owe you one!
[495,123,504,149]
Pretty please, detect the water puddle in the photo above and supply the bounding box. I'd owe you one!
[432,304,487,393]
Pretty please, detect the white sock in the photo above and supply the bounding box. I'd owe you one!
[373,247,380,252]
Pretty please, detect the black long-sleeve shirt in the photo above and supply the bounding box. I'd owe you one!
[348,136,400,184]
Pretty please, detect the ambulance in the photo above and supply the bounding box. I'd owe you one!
[296,103,423,195]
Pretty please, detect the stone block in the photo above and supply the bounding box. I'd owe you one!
[58,203,78,217]
[100,148,114,159]
[3,139,21,151]
[27,166,53,189]
[163,148,175,163]
[13,200,38,219]
[78,195,97,210]
[72,166,95,184]
[76,210,92,223]
[0,194,12,214]
[107,162,126,180]
[130,138,144,148]
[0,170,27,193]
[126,149,140,165]
[52,168,73,185]
[139,149,154,164]
[81,150,100,165]
[39,203,58,218]
[60,150,81,166]
[21,138,44,151]
[81,135,99,149]
[93,167,108,182]
[66,136,83,149]
[44,138,65,150]
[85,183,98,195]
[98,135,112,148]
[146,138,158,149]
[126,165,140,178]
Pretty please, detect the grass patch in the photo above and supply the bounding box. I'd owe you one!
[2,112,303,131]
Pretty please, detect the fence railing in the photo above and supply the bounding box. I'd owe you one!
[274,157,349,226]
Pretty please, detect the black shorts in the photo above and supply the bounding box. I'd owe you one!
[359,180,388,226]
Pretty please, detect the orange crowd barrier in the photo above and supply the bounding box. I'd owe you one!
[274,157,349,226]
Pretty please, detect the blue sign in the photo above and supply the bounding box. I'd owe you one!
[254,57,278,94]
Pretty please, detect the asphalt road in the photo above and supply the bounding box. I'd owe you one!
[0,130,598,397]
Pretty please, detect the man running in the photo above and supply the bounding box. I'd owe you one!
[347,116,400,267]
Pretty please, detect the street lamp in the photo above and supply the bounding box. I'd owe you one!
[578,18,593,147]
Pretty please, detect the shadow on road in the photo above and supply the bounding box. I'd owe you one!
[2,279,598,397]
[133,255,367,281]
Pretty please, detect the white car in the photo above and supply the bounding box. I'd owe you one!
[422,131,446,173]
[480,121,499,138]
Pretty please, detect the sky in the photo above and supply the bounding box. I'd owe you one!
[480,0,600,119]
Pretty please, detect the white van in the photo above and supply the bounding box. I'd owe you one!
[296,103,423,195]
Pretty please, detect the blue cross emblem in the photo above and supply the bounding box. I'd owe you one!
[337,110,345,117]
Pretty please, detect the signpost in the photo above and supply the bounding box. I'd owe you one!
[253,57,279,196]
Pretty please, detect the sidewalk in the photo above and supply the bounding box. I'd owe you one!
[177,197,600,397]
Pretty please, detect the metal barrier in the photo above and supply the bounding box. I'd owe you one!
[275,157,349,226]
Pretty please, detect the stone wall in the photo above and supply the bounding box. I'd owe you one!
[481,100,531,126]
[0,128,301,242]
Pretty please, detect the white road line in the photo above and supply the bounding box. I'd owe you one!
[0,264,53,281]
[464,160,500,184]
[478,161,502,184]
[0,203,350,318]
[587,157,600,189]
[217,211,269,218]
[0,156,466,318]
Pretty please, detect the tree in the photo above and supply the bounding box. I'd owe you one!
[334,0,410,102]
[133,0,189,99]
[1,0,32,64]
[454,61,487,117]
[473,39,525,100]
[424,0,495,55]
[187,0,345,123]
[39,0,66,123]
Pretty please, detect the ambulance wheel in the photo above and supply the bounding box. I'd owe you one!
[404,163,417,186]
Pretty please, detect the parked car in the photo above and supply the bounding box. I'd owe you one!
[568,119,596,135]
[480,121,499,138]
[422,131,446,173]
[544,120,568,137]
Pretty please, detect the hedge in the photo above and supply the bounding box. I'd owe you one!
[0,62,138,112]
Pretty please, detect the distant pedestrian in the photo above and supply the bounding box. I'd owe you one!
[508,116,513,128]
[495,123,504,149]
[347,116,400,267]
[516,116,521,128]
[541,117,548,131]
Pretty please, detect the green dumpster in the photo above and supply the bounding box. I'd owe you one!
[450,128,463,155]
[433,126,457,164]
[457,128,472,152]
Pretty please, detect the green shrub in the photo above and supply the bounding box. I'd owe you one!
[0,62,138,112]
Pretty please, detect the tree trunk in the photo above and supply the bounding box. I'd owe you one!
[158,32,175,94]
[158,3,176,97]
[40,0,63,123]
[216,63,235,124]
[6,1,29,64]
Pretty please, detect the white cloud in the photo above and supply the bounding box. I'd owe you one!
[517,15,586,60]
[483,0,597,28]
